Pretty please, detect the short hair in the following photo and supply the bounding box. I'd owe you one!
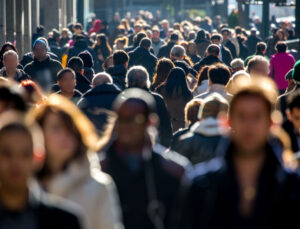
[246,56,269,73]
[184,100,203,124]
[199,93,229,119]
[287,89,300,111]
[57,68,76,81]
[113,50,129,66]
[3,50,18,61]
[231,58,244,70]
[256,42,267,53]
[126,66,151,89]
[36,25,44,33]
[170,33,179,42]
[73,23,82,30]
[140,37,152,49]
[221,28,231,35]
[67,57,84,73]
[92,72,113,86]
[207,44,220,56]
[211,33,223,41]
[170,45,186,58]
[208,63,231,85]
[276,41,287,53]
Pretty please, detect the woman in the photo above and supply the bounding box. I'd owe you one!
[193,65,209,96]
[194,29,211,58]
[151,58,174,91]
[156,67,192,132]
[0,42,20,69]
[29,94,123,229]
[186,42,201,65]
[93,34,112,72]
[88,19,102,36]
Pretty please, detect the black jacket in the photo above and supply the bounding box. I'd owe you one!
[245,35,262,55]
[183,142,300,229]
[77,83,121,133]
[67,40,97,64]
[128,47,157,80]
[193,55,222,72]
[157,42,176,59]
[224,40,237,59]
[24,56,63,92]
[21,52,59,68]
[106,65,127,90]
[75,72,91,94]
[0,67,30,82]
[282,119,300,153]
[220,45,233,67]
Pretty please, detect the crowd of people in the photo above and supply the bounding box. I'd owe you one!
[0,9,300,229]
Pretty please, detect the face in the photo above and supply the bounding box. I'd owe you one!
[188,43,196,55]
[43,112,78,169]
[287,108,300,135]
[116,41,125,50]
[211,39,221,45]
[3,54,18,71]
[222,32,229,40]
[58,72,76,94]
[276,31,284,40]
[62,31,68,39]
[152,31,160,39]
[33,43,47,60]
[162,22,169,30]
[0,130,33,190]
[229,96,271,155]
[116,101,148,149]
[134,26,142,34]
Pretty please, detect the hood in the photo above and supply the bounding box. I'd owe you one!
[190,117,223,136]
[84,83,121,97]
[107,65,127,76]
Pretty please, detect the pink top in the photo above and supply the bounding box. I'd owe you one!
[270,52,295,90]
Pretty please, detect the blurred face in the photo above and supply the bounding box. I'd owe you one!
[116,101,148,150]
[134,26,142,34]
[33,43,47,60]
[222,32,229,40]
[188,43,196,55]
[58,72,76,94]
[229,96,271,155]
[287,108,300,135]
[162,22,169,30]
[211,39,221,45]
[43,113,78,169]
[152,31,160,39]
[0,130,33,190]
[3,54,18,71]
[62,31,68,39]
[276,31,284,40]
[116,41,125,50]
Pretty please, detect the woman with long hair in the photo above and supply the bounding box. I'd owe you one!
[151,58,174,91]
[0,42,20,69]
[29,94,123,229]
[93,33,112,72]
[186,41,201,65]
[156,67,192,132]
[193,65,210,96]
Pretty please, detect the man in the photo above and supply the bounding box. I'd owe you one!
[170,45,186,62]
[246,55,269,76]
[32,25,44,45]
[106,50,129,90]
[160,19,170,39]
[195,63,232,101]
[0,50,29,82]
[24,39,63,92]
[128,38,157,81]
[157,33,179,59]
[127,23,143,46]
[0,113,84,229]
[77,72,121,134]
[173,93,228,164]
[210,33,232,67]
[184,77,300,229]
[193,44,222,72]
[151,26,165,56]
[125,65,173,147]
[244,42,267,66]
[231,58,244,73]
[221,28,237,58]
[245,28,262,55]
[100,88,189,229]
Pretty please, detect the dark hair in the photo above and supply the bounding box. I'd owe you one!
[208,63,231,85]
[256,42,267,54]
[194,66,209,91]
[36,25,44,34]
[276,41,287,53]
[152,58,174,90]
[194,29,206,43]
[207,44,220,56]
[0,42,18,61]
[93,33,112,56]
[67,57,84,73]
[170,33,179,42]
[133,32,147,47]
[140,37,152,49]
[221,28,230,35]
[73,23,83,30]
[164,67,192,101]
[113,50,129,66]
[57,68,76,81]
[0,86,26,111]
[287,89,300,111]
[211,33,222,41]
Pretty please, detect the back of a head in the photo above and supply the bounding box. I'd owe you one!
[139,37,152,49]
[113,50,129,66]
[256,42,267,53]
[78,51,94,68]
[185,99,203,125]
[208,63,231,85]
[67,56,84,73]
[246,55,269,75]
[276,41,287,53]
[231,58,244,70]
[134,32,147,46]
[92,72,113,87]
[170,33,179,42]
[196,29,206,41]
[170,45,186,59]
[207,44,220,57]
[126,66,150,89]
[0,83,27,112]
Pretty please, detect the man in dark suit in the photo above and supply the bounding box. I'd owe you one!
[211,33,232,67]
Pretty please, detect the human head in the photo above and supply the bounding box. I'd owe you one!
[36,25,44,35]
[187,42,197,56]
[161,20,169,30]
[57,68,76,95]
[139,37,152,50]
[211,33,223,45]
[170,45,185,60]
[246,56,269,76]
[67,57,84,74]
[32,39,48,61]
[206,44,220,57]
[73,23,83,34]
[185,100,203,125]
[152,26,160,39]
[0,42,18,62]
[152,58,174,88]
[221,28,231,41]
[231,58,244,73]
[126,66,150,89]
[286,90,300,135]
[113,50,129,68]
[275,41,287,53]
[170,33,179,43]
[208,63,231,86]
[61,28,70,39]
[3,50,19,72]
[78,50,94,68]
[256,42,267,55]
[92,72,113,87]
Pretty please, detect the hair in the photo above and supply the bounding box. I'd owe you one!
[0,84,26,112]
[0,42,18,62]
[187,42,197,56]
[140,37,152,49]
[256,42,267,54]
[92,72,113,86]
[207,44,220,56]
[287,89,300,111]
[231,58,244,70]
[126,66,151,89]
[3,50,18,61]
[208,63,231,85]
[102,55,113,70]
[275,41,287,53]
[184,100,202,124]
[113,50,129,66]
[36,25,44,34]
[211,33,223,42]
[246,56,269,73]
[170,45,186,58]
[170,33,179,42]
[194,29,206,43]
[57,68,76,81]
[194,66,209,91]
[67,57,84,73]
[164,67,192,101]
[93,33,112,54]
[133,32,147,47]
[114,36,128,46]
[199,93,229,119]
[20,80,46,105]
[73,23,83,30]
[152,58,174,90]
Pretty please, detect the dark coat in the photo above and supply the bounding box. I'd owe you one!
[106,65,127,90]
[282,119,300,153]
[24,56,63,92]
[77,83,121,133]
[0,67,30,82]
[195,40,211,58]
[21,52,59,68]
[245,35,262,55]
[67,40,97,64]
[75,72,91,94]
[100,141,188,229]
[193,55,222,72]
[56,89,82,104]
[220,45,233,67]
[128,47,157,80]
[182,142,300,229]
[224,40,237,59]
[157,41,176,59]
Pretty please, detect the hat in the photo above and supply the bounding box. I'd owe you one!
[292,60,300,84]
[198,93,229,119]
[33,39,47,49]
[285,69,294,81]
[78,51,94,68]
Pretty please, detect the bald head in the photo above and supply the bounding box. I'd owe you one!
[92,72,113,87]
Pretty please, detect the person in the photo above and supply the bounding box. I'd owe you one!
[92,34,112,73]
[237,35,249,60]
[221,28,237,58]
[157,33,179,59]
[183,77,300,229]
[48,30,62,61]
[194,29,211,59]
[172,93,228,164]
[106,50,129,90]
[56,68,82,104]
[246,55,269,76]
[151,26,165,56]
[231,58,244,73]
[99,88,189,229]
[67,57,91,94]
[0,112,85,229]
[126,65,173,147]
[0,42,21,69]
[270,41,295,94]
[24,39,63,92]
[193,44,222,72]
[30,94,123,229]
[195,63,232,101]
[88,19,102,36]
[244,42,267,66]
[78,51,96,82]
[156,67,193,132]
[282,90,300,153]
[210,33,232,67]
[59,28,71,48]
[20,80,47,108]
[151,58,174,91]
[245,28,262,55]
[193,66,210,96]
[128,38,157,81]
[160,19,170,39]
[77,72,121,134]
[0,50,30,82]
[32,25,45,45]
[186,42,201,65]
